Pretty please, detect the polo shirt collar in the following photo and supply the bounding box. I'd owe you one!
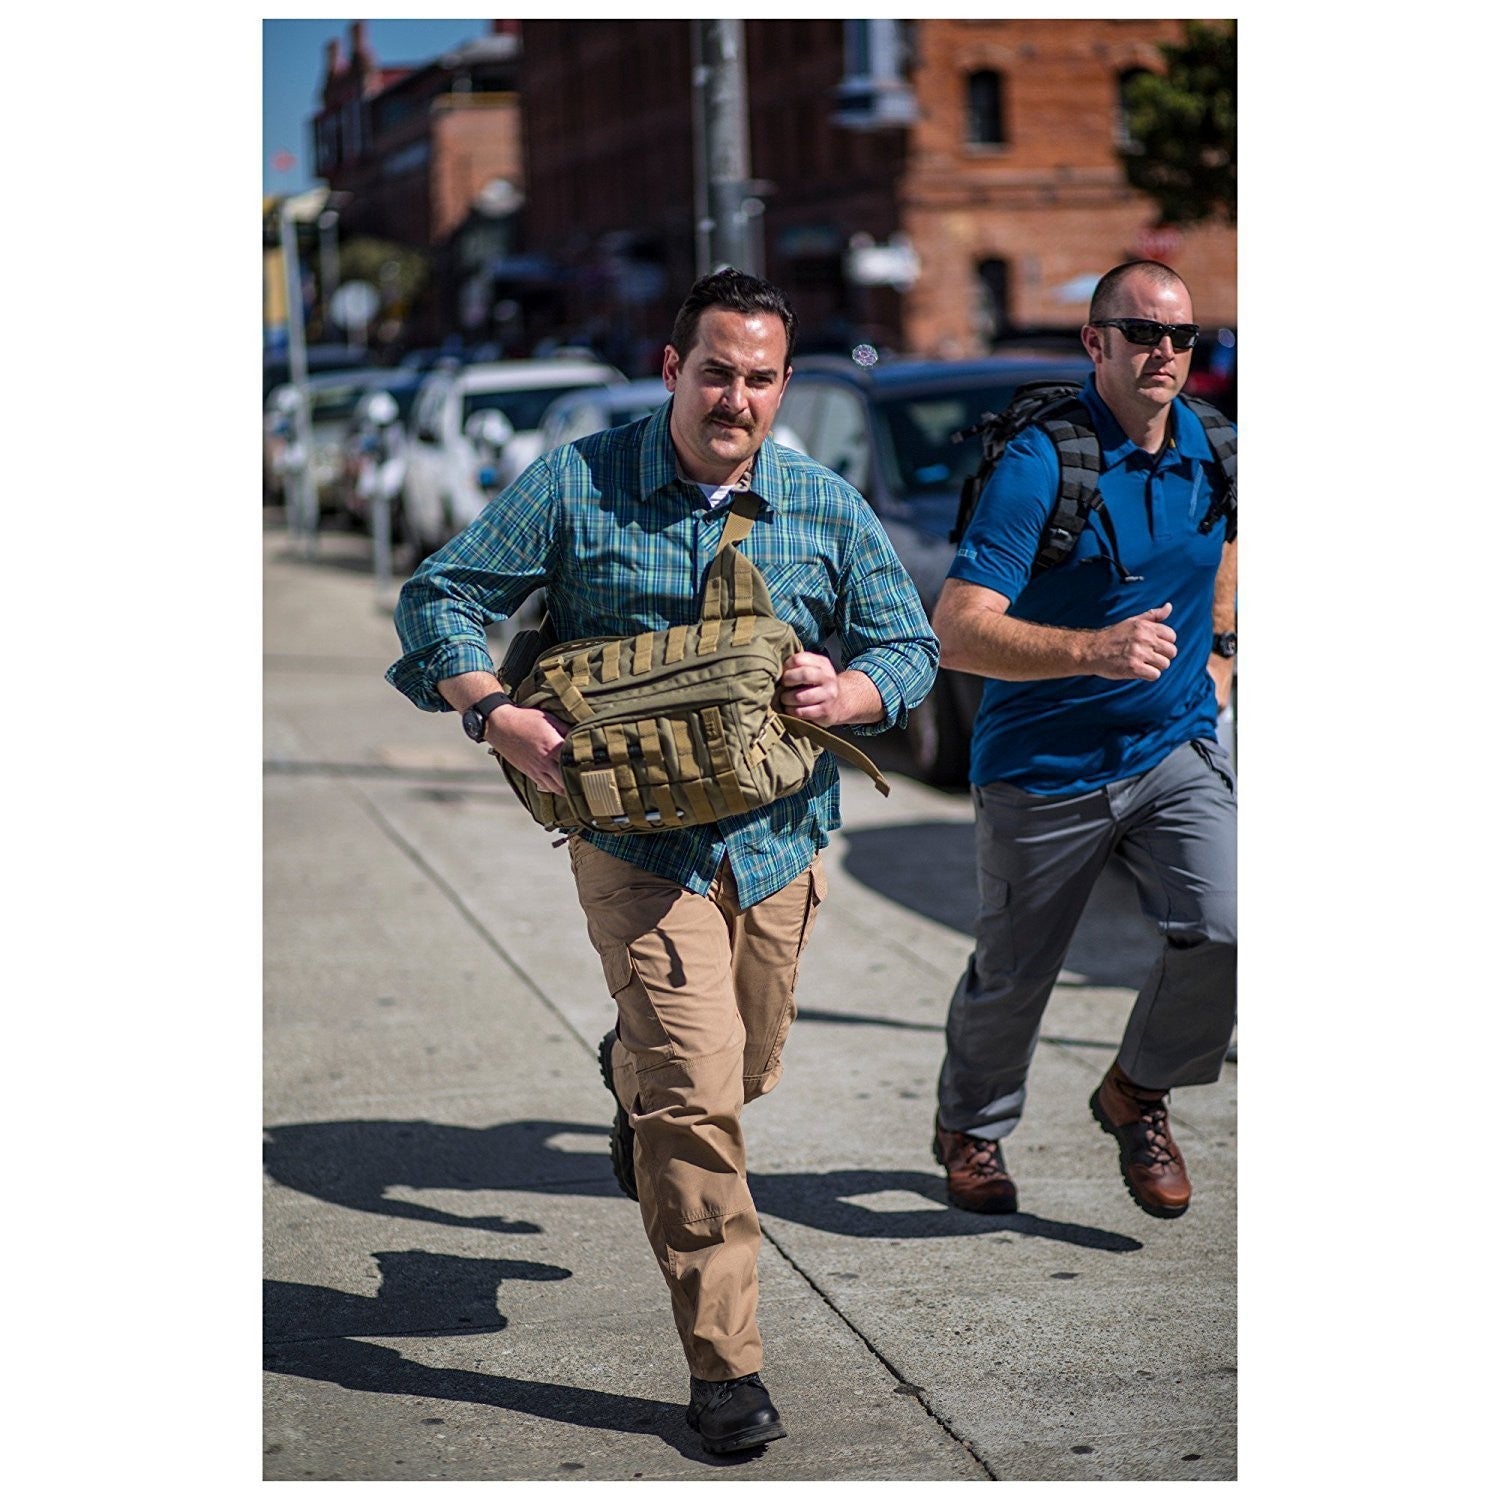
[1079,373,1214,469]
[638,398,783,513]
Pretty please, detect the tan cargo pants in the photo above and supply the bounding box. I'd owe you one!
[569,836,827,1380]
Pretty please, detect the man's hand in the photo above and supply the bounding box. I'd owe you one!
[485,703,569,793]
[777,652,886,728]
[1089,603,1177,682]
[776,651,843,725]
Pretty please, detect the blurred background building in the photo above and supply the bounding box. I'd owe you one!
[264,18,1236,373]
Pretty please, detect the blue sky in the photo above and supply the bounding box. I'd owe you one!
[263,18,491,197]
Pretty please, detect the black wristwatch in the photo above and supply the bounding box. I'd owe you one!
[461,691,513,742]
[1211,631,1238,659]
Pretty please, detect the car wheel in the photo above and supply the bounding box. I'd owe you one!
[905,669,971,788]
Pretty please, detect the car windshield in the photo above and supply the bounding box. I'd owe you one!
[309,381,381,424]
[463,383,604,432]
[382,384,422,420]
[873,383,1032,501]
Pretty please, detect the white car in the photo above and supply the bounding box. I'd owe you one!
[533,378,669,454]
[400,358,625,559]
[263,367,402,510]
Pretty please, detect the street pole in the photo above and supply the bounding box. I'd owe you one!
[691,24,711,277]
[279,200,318,554]
[694,20,756,275]
[318,209,341,340]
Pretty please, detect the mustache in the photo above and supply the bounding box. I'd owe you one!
[706,413,754,432]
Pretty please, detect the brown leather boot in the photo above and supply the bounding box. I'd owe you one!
[932,1118,1018,1214]
[1089,1062,1192,1219]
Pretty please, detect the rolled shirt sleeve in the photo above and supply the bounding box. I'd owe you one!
[385,458,561,711]
[833,513,940,735]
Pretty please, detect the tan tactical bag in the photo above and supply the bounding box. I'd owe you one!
[495,493,889,835]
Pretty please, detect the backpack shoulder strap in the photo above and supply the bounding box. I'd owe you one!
[1031,397,1107,578]
[1180,395,1238,542]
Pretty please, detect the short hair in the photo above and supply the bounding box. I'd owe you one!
[1088,260,1191,324]
[668,267,798,367]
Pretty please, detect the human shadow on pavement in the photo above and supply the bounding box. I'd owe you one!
[263,1251,751,1465]
[263,1248,571,1343]
[262,1117,622,1231]
[750,1169,1142,1251]
[265,1117,1138,1251]
[838,822,1159,989]
[264,1336,760,1464]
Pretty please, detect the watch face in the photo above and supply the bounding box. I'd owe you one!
[1215,632,1238,658]
[463,707,484,741]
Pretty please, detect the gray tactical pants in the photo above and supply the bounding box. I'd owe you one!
[937,736,1237,1141]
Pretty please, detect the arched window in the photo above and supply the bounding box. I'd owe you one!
[965,69,1007,146]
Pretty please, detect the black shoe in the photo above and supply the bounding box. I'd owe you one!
[597,1030,638,1202]
[686,1373,786,1455]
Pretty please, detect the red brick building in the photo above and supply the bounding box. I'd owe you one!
[311,20,526,342]
[518,19,1235,366]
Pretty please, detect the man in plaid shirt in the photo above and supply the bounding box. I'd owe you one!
[388,269,937,1455]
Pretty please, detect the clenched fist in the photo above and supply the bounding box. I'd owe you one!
[1091,603,1177,682]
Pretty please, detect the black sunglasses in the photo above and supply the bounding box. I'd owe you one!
[1091,317,1200,351]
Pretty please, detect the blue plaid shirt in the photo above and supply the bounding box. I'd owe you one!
[387,400,938,906]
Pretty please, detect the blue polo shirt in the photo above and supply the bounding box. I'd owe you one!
[949,376,1231,795]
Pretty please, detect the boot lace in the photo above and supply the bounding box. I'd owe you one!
[961,1135,1005,1177]
[1136,1102,1180,1168]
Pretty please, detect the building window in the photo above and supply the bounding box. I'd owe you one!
[975,259,1012,343]
[1115,67,1152,149]
[834,18,916,130]
[965,70,1007,146]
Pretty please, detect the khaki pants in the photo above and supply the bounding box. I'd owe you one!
[569,837,826,1380]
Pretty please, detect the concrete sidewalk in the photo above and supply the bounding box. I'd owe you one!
[262,522,1236,1481]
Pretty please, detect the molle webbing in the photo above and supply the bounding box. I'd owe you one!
[498,492,889,836]
[1031,398,1105,577]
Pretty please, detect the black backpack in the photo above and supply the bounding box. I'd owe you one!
[949,380,1237,583]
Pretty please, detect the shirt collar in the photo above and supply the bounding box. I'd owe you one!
[1079,373,1214,469]
[638,399,783,514]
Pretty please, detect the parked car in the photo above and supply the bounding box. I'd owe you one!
[1184,326,1237,420]
[263,366,411,511]
[400,358,626,560]
[772,351,1093,785]
[332,372,426,531]
[533,378,669,453]
[262,343,370,401]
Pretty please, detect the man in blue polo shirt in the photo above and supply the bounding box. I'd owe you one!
[929,260,1236,1221]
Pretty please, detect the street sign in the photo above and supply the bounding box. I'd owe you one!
[1133,226,1183,260]
[845,233,920,291]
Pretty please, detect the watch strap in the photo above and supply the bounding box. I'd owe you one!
[464,690,513,740]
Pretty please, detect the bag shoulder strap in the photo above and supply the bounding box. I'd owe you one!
[1180,395,1238,542]
[1030,397,1107,578]
[702,492,775,624]
[710,492,892,799]
[779,714,891,798]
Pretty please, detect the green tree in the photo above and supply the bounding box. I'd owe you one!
[1121,20,1236,227]
[336,237,430,316]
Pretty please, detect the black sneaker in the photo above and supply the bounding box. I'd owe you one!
[686,1373,786,1455]
[597,1030,638,1202]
